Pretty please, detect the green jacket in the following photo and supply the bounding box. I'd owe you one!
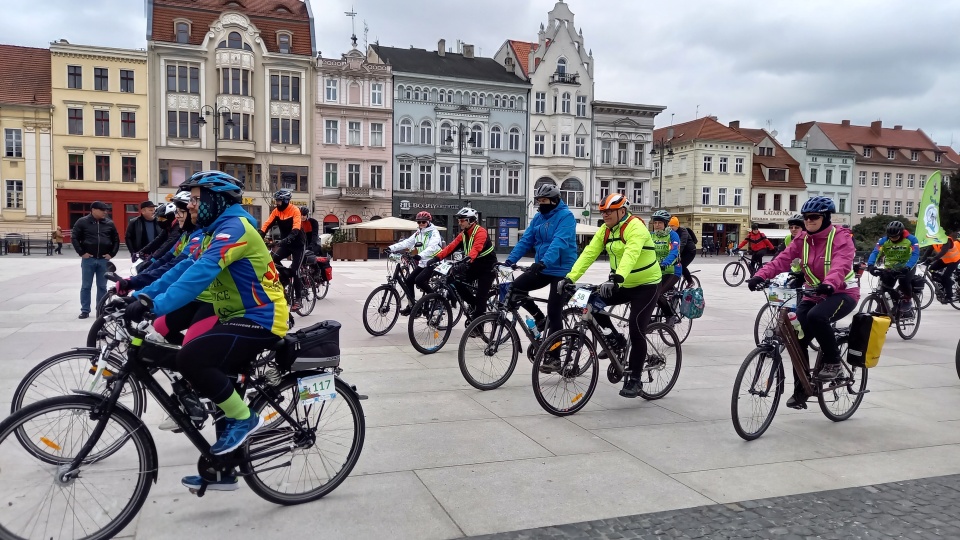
[567,214,661,288]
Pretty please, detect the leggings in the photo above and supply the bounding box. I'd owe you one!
[153,301,215,345]
[792,294,855,398]
[508,271,565,335]
[274,240,305,299]
[175,318,279,403]
[452,255,497,319]
[656,274,679,318]
[593,283,659,373]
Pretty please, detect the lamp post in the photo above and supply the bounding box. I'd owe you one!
[444,123,476,203]
[649,138,674,209]
[196,105,234,171]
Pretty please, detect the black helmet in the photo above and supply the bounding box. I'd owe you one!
[886,221,905,238]
[274,189,293,203]
[787,214,804,227]
[299,206,309,216]
[533,183,560,201]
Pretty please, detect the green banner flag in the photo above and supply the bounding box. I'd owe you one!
[918,170,949,247]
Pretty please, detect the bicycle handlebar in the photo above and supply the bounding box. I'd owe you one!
[105,272,120,283]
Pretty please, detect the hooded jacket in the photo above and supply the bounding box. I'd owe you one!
[738,230,775,252]
[389,224,442,268]
[505,200,577,277]
[756,225,859,301]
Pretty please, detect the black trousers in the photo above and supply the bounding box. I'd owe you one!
[679,249,696,282]
[930,260,959,297]
[453,255,497,318]
[593,283,659,373]
[401,265,433,304]
[509,271,565,335]
[792,294,855,398]
[749,249,768,274]
[656,274,680,317]
[879,269,914,300]
[273,240,305,299]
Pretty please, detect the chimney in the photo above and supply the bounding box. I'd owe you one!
[437,39,445,57]
[870,120,882,135]
[893,125,902,130]
[728,120,740,130]
[462,44,474,59]
[841,120,850,127]
[667,128,674,140]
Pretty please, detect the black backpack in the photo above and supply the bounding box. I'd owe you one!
[685,227,698,244]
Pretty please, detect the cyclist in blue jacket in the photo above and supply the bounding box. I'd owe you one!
[503,183,577,338]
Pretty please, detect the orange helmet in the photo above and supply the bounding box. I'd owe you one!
[598,194,629,211]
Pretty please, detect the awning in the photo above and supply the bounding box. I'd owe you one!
[346,215,362,224]
[757,228,788,240]
[323,214,340,224]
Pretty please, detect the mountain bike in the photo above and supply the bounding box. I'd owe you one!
[362,253,416,336]
[920,262,957,310]
[0,299,365,540]
[732,289,867,441]
[723,252,765,287]
[303,250,331,302]
[651,277,694,345]
[530,282,681,417]
[858,269,922,340]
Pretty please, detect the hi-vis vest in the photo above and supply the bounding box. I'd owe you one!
[464,225,494,258]
[801,228,855,287]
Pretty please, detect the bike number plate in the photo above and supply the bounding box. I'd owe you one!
[571,288,591,309]
[435,261,453,275]
[297,373,336,404]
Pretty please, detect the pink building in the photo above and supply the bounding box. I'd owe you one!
[314,39,392,232]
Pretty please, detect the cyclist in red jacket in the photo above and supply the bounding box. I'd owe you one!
[738,224,775,274]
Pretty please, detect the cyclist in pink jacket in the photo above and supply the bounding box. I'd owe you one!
[747,196,859,409]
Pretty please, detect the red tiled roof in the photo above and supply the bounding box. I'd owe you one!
[507,40,538,77]
[653,117,754,145]
[938,146,960,167]
[795,120,948,168]
[0,45,51,107]
[151,0,312,55]
[734,127,806,189]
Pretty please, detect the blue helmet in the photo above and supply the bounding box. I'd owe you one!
[180,171,243,203]
[801,196,835,214]
[274,188,293,203]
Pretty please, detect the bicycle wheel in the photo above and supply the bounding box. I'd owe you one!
[685,274,702,290]
[408,293,454,354]
[895,296,921,340]
[951,281,960,311]
[916,277,934,310]
[723,262,746,287]
[669,313,692,345]
[532,329,598,416]
[458,312,520,390]
[639,322,682,400]
[731,347,784,440]
[753,304,779,346]
[858,294,886,316]
[244,375,364,505]
[818,339,868,421]
[0,395,155,540]
[295,273,318,317]
[316,276,330,300]
[362,285,402,336]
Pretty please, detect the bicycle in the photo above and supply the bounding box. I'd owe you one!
[362,252,416,336]
[723,252,765,287]
[682,268,702,290]
[651,276,695,345]
[732,289,868,441]
[457,265,581,390]
[751,272,818,354]
[529,282,682,417]
[304,250,331,302]
[918,261,953,310]
[0,299,365,540]
[858,268,922,340]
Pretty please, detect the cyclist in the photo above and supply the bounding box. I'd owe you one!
[261,188,305,310]
[300,206,320,254]
[123,171,288,490]
[557,194,661,398]
[387,211,443,315]
[776,214,805,254]
[669,216,697,287]
[503,183,577,340]
[866,221,920,315]
[427,207,499,325]
[922,233,960,302]
[651,210,682,326]
[136,202,180,265]
[738,224,775,274]
[747,196,858,409]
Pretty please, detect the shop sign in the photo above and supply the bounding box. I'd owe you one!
[399,199,461,211]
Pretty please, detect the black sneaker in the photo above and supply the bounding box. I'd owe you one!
[78,312,89,320]
[785,395,807,409]
[598,333,627,360]
[399,305,413,316]
[619,377,642,398]
[539,356,562,374]
[817,363,843,380]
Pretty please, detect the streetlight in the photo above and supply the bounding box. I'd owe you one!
[444,123,476,202]
[649,137,674,209]
[196,105,234,171]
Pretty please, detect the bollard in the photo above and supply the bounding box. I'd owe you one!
[46,239,54,256]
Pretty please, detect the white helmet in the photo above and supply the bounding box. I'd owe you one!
[456,207,479,222]
[172,191,192,209]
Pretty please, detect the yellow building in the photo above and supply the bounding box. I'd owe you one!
[50,40,150,240]
[0,45,54,238]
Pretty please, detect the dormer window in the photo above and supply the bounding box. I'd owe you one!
[277,32,292,54]
[935,152,942,163]
[175,20,191,44]
[911,150,919,161]
[887,148,896,159]
[863,147,872,158]
[759,146,774,157]
[275,5,292,14]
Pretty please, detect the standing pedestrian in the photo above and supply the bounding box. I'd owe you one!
[125,200,159,260]
[52,226,64,255]
[71,201,119,319]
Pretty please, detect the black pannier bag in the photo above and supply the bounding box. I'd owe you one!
[276,320,341,371]
[911,275,926,291]
[304,250,318,265]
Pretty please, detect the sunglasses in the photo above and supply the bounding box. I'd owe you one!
[600,209,619,216]
[416,220,428,224]
[803,214,823,221]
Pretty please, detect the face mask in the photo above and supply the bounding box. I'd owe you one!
[538,202,557,214]
[196,190,232,228]
[277,201,289,211]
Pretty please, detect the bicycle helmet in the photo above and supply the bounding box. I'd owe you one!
[274,188,293,203]
[651,209,671,223]
[456,207,479,222]
[179,171,244,203]
[156,202,177,222]
[171,191,192,210]
[299,205,309,216]
[788,214,804,227]
[533,183,560,201]
[886,220,905,238]
[800,196,836,214]
[598,193,629,211]
[415,211,433,222]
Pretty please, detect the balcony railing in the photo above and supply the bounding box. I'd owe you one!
[340,186,372,199]
[549,72,580,85]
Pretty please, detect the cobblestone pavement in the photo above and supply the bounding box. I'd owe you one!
[470,473,960,539]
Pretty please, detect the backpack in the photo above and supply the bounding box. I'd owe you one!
[679,287,705,319]
[603,216,642,245]
[685,227,698,244]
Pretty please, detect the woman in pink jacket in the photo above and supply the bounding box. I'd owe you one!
[747,196,858,409]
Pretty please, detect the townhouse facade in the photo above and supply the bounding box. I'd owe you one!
[652,117,754,248]
[0,45,53,236]
[591,101,665,223]
[729,123,808,229]
[796,120,948,225]
[314,39,392,233]
[49,41,150,239]
[785,141,855,227]
[495,0,594,223]
[146,0,315,223]
[369,42,530,246]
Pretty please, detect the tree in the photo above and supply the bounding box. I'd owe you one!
[851,214,915,252]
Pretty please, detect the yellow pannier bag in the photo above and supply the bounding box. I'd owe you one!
[847,313,891,368]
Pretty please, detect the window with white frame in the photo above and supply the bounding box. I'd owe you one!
[838,198,847,213]
[439,123,452,146]
[535,92,545,114]
[633,183,643,206]
[560,135,570,156]
[734,188,743,206]
[599,180,610,201]
[439,165,452,192]
[633,145,644,167]
[5,180,23,208]
[4,129,22,158]
[398,163,412,190]
[507,169,520,195]
[840,170,848,184]
[575,136,585,158]
[617,142,628,165]
[887,148,896,159]
[419,164,432,190]
[348,121,361,146]
[859,171,867,185]
[324,163,338,187]
[809,168,818,183]
[324,120,338,144]
[895,173,903,187]
[509,128,521,151]
[906,201,914,216]
[616,181,627,196]
[882,200,889,214]
[703,155,713,172]
[371,83,383,106]
[894,201,901,215]
[936,153,943,163]
[348,164,361,187]
[601,141,611,164]
[470,93,477,106]
[576,96,587,117]
[919,175,927,188]
[864,147,872,158]
[870,199,877,213]
[907,174,915,188]
[871,172,879,186]
[857,199,865,214]
[653,189,660,207]
[534,134,545,156]
[419,121,432,145]
[471,125,482,148]
[735,157,744,174]
[490,126,502,150]
[488,168,502,194]
[561,92,571,114]
[883,172,891,187]
[399,119,412,144]
[825,169,833,184]
[370,165,383,189]
[370,122,383,147]
[470,167,483,194]
[717,187,727,206]
[325,79,338,102]
[719,156,728,173]
[701,186,711,205]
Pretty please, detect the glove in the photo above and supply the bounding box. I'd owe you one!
[598,281,618,299]
[258,229,266,238]
[453,258,470,272]
[123,299,149,323]
[815,283,835,296]
[529,261,546,274]
[383,247,392,254]
[556,277,573,295]
[425,258,438,267]
[867,264,876,275]
[130,254,138,263]
[116,278,132,296]
[412,255,421,262]
[746,276,766,291]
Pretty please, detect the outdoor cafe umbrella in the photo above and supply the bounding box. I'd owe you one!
[518,222,600,236]
[339,216,446,231]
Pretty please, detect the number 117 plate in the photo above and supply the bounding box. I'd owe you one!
[297,373,337,404]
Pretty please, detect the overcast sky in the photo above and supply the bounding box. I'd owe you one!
[4,0,959,147]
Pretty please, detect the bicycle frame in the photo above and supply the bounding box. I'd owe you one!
[772,305,860,398]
